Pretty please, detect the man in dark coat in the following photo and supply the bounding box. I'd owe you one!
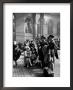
[38,36,47,68]
[42,35,59,77]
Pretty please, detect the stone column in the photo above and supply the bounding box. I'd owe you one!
[48,19,53,35]
[13,13,16,41]
[32,13,36,39]
[40,13,44,36]
[35,14,41,37]
[53,19,57,37]
[57,21,60,38]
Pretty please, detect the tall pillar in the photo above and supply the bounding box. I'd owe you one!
[13,13,16,41]
[35,14,37,37]
[57,21,60,38]
[40,13,44,36]
[48,19,53,35]
[35,14,40,37]
[36,14,40,37]
[53,19,57,37]
[32,13,36,39]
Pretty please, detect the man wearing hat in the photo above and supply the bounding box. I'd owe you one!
[42,35,58,77]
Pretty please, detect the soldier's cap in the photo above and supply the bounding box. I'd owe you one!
[47,35,54,39]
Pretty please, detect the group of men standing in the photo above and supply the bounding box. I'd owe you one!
[13,35,59,77]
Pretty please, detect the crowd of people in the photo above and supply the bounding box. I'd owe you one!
[13,35,60,76]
